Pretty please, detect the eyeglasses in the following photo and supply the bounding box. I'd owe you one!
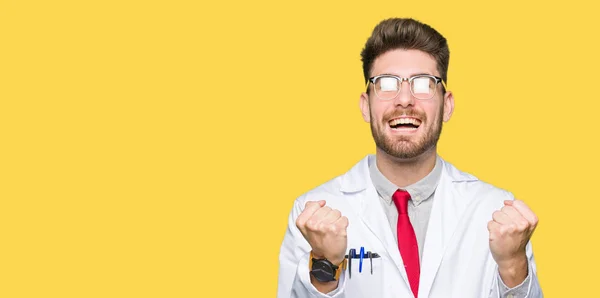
[365,74,447,100]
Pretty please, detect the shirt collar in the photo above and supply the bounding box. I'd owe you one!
[368,154,443,206]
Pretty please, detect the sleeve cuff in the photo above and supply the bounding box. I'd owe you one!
[496,264,532,298]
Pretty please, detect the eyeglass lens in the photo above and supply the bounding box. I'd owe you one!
[375,76,436,100]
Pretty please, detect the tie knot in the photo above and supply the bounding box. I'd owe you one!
[392,189,411,214]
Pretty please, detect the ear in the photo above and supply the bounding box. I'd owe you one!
[442,90,454,122]
[360,92,371,123]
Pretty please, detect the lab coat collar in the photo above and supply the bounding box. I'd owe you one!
[340,155,477,193]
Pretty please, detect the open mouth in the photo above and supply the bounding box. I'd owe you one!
[388,117,422,131]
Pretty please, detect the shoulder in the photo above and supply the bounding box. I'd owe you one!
[293,155,370,207]
[296,175,343,204]
[441,159,514,208]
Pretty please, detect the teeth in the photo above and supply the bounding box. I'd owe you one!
[389,118,421,126]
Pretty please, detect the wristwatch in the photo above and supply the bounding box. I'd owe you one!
[309,252,347,282]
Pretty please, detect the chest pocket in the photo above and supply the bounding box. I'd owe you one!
[344,252,384,297]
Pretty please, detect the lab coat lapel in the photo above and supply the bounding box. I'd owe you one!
[418,160,478,298]
[360,184,410,286]
[340,156,410,288]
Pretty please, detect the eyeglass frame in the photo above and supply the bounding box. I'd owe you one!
[365,74,448,100]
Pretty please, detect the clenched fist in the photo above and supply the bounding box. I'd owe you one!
[296,200,349,266]
[488,199,539,286]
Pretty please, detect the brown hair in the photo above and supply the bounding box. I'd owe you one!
[361,18,450,86]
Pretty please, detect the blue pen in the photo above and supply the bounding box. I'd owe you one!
[359,247,364,273]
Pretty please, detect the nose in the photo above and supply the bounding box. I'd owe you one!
[393,80,415,107]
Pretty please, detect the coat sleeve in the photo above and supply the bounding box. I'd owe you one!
[488,192,543,298]
[277,197,348,298]
[488,241,543,298]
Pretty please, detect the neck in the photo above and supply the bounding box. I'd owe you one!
[375,147,437,188]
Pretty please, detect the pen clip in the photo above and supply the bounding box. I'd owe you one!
[359,247,364,273]
[368,251,373,274]
[347,248,356,279]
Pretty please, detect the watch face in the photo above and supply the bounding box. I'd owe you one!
[311,260,335,282]
[313,261,331,271]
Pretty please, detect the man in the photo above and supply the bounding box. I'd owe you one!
[277,18,542,298]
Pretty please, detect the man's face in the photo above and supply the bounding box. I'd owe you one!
[360,49,454,160]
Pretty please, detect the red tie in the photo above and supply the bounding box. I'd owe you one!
[392,189,420,298]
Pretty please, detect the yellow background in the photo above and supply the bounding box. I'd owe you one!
[1,0,598,296]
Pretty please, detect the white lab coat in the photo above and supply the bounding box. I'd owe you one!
[278,156,542,298]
